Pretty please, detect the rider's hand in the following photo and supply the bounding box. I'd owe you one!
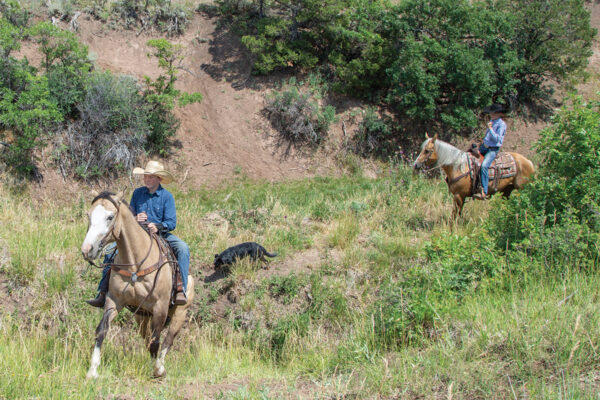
[147,223,158,234]
[136,212,147,222]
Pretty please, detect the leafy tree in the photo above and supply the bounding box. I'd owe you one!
[230,0,595,139]
[28,22,91,116]
[143,38,203,155]
[0,18,62,175]
[386,0,502,132]
[0,73,62,174]
[324,0,393,96]
[493,0,595,101]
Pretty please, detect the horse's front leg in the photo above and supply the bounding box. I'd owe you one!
[452,194,464,220]
[87,296,121,379]
[150,301,169,378]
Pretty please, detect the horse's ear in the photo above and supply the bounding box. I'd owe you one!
[425,132,430,139]
[432,133,438,142]
[115,190,125,202]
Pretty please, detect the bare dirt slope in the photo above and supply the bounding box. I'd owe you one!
[72,14,352,189]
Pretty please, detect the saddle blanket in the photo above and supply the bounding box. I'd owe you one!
[467,152,517,192]
[479,152,516,180]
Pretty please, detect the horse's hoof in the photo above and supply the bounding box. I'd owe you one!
[86,371,99,379]
[153,366,166,378]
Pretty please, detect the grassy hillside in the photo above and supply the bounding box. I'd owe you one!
[1,162,599,399]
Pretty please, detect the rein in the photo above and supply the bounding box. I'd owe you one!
[86,195,176,313]
[447,155,473,186]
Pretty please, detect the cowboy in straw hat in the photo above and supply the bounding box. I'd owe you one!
[86,160,190,307]
[132,160,174,184]
[473,103,508,200]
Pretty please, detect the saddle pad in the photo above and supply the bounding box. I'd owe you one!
[488,152,517,180]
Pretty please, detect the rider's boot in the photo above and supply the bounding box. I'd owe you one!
[86,292,106,308]
[473,188,487,200]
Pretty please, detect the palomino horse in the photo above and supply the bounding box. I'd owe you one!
[80,191,194,378]
[413,133,535,218]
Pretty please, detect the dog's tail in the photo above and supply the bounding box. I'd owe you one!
[264,250,277,258]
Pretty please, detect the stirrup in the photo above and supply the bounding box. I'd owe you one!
[175,292,187,305]
[473,190,487,200]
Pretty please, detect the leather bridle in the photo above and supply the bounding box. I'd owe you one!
[86,196,168,285]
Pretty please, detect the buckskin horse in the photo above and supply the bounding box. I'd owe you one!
[413,133,535,219]
[80,191,194,378]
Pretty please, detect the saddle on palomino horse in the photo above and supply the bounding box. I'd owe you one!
[466,144,517,194]
[153,234,185,307]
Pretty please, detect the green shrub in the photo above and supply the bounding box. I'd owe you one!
[351,107,393,157]
[54,71,147,180]
[487,97,600,271]
[226,0,594,138]
[241,17,318,74]
[0,0,30,28]
[0,73,62,175]
[496,0,595,101]
[264,83,335,152]
[27,22,91,116]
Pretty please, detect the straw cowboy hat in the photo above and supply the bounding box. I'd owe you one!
[132,160,174,184]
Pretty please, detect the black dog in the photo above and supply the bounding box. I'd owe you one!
[214,242,277,269]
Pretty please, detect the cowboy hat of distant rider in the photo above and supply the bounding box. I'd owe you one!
[483,103,506,114]
[132,160,174,184]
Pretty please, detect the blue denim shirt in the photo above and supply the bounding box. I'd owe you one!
[483,118,506,148]
[130,185,176,232]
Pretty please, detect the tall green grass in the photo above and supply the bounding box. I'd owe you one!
[0,165,598,398]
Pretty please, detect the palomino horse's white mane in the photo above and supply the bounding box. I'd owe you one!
[425,138,468,168]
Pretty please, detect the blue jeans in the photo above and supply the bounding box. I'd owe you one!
[97,234,190,294]
[479,145,499,194]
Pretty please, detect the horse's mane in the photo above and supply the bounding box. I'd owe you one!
[428,139,467,168]
[91,191,128,208]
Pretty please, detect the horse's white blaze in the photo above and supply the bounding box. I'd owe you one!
[81,204,114,259]
[87,345,101,379]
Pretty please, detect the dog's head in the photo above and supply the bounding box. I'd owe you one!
[213,254,224,269]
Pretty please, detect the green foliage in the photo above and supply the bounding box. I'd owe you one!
[351,107,393,157]
[386,0,498,132]
[143,38,202,155]
[324,0,393,96]
[264,80,335,151]
[241,17,318,74]
[225,0,595,137]
[0,0,30,28]
[266,273,303,305]
[0,73,62,175]
[28,22,91,116]
[495,0,595,100]
[487,97,600,270]
[55,71,148,180]
[371,231,501,349]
